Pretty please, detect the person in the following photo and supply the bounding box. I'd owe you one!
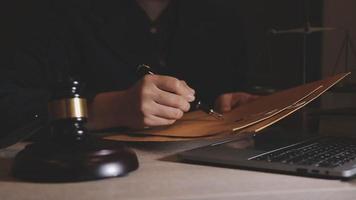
[0,0,257,144]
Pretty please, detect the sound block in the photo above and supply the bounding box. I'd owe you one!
[12,138,139,182]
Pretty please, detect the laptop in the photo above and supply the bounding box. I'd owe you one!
[178,128,356,179]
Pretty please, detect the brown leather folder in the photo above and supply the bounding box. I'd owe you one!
[104,73,350,142]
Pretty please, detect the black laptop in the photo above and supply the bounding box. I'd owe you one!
[178,128,356,179]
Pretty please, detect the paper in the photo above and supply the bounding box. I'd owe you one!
[103,73,350,142]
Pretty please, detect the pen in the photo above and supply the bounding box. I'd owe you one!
[136,64,224,120]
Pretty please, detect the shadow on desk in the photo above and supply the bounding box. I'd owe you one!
[0,157,17,182]
[0,143,26,182]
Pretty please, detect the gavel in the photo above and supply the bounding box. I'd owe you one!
[12,78,139,182]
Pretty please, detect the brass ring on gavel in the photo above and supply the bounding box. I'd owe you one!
[48,98,88,120]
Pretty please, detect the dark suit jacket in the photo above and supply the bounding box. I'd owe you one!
[0,0,247,146]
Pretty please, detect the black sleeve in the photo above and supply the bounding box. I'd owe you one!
[223,1,249,92]
[0,0,66,147]
[0,0,99,147]
[0,39,52,147]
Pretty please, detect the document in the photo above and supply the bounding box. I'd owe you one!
[104,73,350,142]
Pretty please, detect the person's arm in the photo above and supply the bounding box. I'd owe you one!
[1,49,195,143]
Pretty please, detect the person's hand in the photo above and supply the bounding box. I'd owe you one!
[124,74,195,127]
[214,92,259,113]
[87,74,195,130]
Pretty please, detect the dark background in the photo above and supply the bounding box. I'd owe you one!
[0,0,324,90]
[2,0,355,134]
[237,0,324,90]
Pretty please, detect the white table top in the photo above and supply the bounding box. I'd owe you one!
[1,139,356,200]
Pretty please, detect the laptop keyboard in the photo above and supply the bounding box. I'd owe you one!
[250,137,356,168]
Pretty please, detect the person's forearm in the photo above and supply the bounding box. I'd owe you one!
[87,90,130,130]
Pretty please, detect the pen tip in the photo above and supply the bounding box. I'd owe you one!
[210,110,224,120]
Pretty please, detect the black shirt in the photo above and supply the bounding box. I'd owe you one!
[0,0,248,145]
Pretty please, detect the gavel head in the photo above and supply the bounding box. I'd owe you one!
[47,78,90,142]
[48,78,88,121]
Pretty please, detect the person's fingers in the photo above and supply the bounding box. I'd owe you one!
[151,75,195,102]
[230,94,245,107]
[214,93,233,113]
[153,89,191,112]
[231,93,260,107]
[141,114,176,127]
[132,98,178,127]
[249,94,260,101]
[180,80,195,95]
[214,92,260,113]
[150,102,184,120]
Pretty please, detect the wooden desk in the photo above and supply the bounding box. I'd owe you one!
[1,140,356,200]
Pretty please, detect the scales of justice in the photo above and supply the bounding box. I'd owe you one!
[268,0,355,85]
